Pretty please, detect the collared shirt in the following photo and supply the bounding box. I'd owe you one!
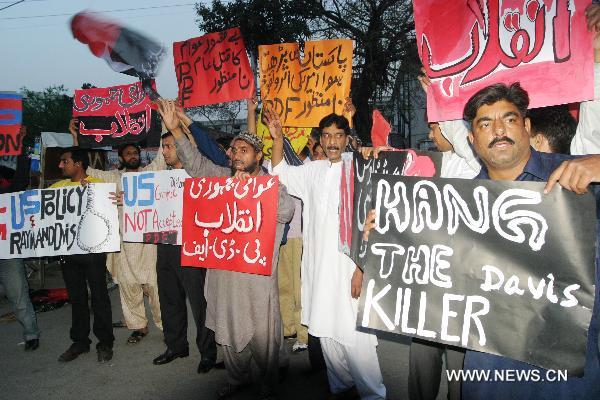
[463,148,600,400]
[475,147,572,182]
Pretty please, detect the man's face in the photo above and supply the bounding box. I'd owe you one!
[428,123,453,152]
[161,136,180,167]
[468,100,531,171]
[320,124,349,163]
[120,145,141,170]
[58,152,79,178]
[231,139,261,174]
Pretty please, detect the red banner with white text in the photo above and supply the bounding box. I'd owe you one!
[181,176,279,275]
[72,81,161,148]
[414,0,593,122]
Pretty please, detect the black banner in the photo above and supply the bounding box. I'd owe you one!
[357,174,597,373]
[340,151,443,265]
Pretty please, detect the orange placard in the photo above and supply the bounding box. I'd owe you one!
[259,39,353,127]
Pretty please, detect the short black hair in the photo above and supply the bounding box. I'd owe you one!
[216,136,233,151]
[318,114,351,136]
[117,143,140,157]
[528,105,576,154]
[463,82,529,123]
[62,147,89,169]
[161,132,173,140]
[299,145,310,159]
[310,127,321,140]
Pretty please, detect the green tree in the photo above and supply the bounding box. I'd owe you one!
[20,85,73,147]
[195,0,421,141]
[315,0,420,141]
[196,0,317,67]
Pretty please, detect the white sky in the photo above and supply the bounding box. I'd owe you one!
[0,0,205,98]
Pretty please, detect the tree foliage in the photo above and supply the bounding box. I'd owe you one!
[195,0,422,141]
[196,0,317,66]
[20,85,73,147]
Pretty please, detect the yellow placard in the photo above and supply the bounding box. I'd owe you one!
[256,111,310,159]
[259,39,353,127]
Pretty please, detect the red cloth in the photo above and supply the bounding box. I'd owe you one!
[371,109,391,147]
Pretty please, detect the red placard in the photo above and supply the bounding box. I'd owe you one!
[181,176,279,275]
[173,27,255,107]
[72,81,161,147]
[0,92,22,156]
[415,0,594,122]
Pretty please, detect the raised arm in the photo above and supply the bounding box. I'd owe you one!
[247,95,258,134]
[175,104,229,167]
[69,118,79,146]
[264,107,284,168]
[156,99,227,177]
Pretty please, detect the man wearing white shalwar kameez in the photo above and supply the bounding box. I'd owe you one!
[267,111,386,400]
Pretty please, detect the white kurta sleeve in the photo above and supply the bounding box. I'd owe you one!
[439,119,481,173]
[571,63,600,155]
[271,159,309,200]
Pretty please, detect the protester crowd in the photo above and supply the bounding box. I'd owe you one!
[4,4,600,400]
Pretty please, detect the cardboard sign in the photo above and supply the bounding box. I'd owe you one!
[339,151,443,264]
[358,175,596,372]
[259,39,353,127]
[122,169,190,245]
[173,27,254,107]
[414,0,594,121]
[0,183,120,258]
[0,92,22,156]
[181,176,279,275]
[73,81,161,148]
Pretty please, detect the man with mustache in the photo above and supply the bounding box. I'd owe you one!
[268,110,387,400]
[70,120,164,345]
[157,99,294,399]
[455,82,600,399]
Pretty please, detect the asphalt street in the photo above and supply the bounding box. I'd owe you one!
[0,264,448,400]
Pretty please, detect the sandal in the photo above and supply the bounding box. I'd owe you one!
[127,330,148,344]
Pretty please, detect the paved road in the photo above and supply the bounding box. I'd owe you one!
[1,265,447,400]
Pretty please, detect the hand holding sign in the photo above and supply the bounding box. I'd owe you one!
[351,267,363,299]
[109,191,124,206]
[544,155,600,194]
[362,209,376,242]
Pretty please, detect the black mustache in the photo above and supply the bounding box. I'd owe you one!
[327,147,340,151]
[489,137,515,148]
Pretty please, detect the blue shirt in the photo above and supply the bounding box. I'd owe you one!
[463,149,600,400]
[188,122,231,168]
